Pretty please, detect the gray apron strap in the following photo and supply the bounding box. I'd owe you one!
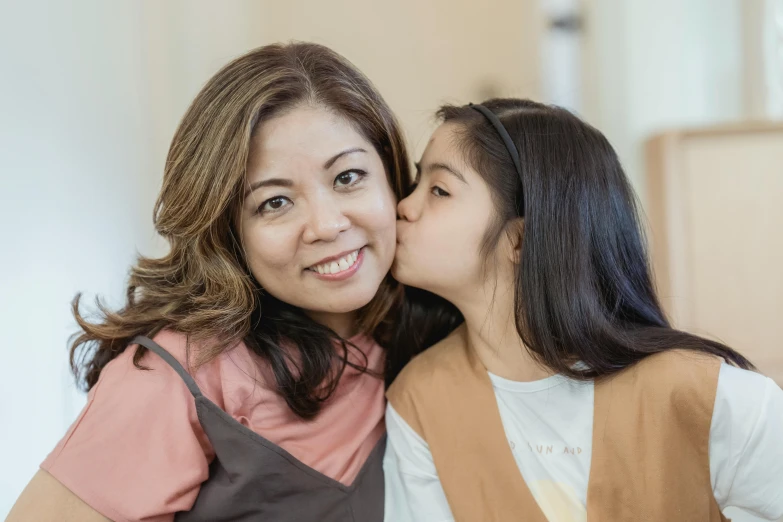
[131,335,203,398]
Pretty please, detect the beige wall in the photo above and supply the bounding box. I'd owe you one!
[646,125,783,386]
[142,0,542,166]
[256,0,542,156]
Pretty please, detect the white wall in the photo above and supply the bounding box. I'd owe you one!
[0,1,291,514]
[742,0,783,119]
[0,0,159,513]
[582,0,745,203]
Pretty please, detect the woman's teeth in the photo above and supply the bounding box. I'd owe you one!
[311,249,360,275]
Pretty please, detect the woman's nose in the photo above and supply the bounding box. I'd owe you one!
[302,196,350,243]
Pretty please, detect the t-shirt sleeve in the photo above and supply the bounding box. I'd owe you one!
[383,403,455,522]
[41,344,214,522]
[710,363,783,520]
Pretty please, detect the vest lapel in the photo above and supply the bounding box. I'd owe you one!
[424,327,549,522]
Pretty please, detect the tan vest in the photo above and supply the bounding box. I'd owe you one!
[387,325,729,522]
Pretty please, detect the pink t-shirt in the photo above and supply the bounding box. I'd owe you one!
[41,330,386,522]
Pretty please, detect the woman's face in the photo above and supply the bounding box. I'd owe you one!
[240,105,397,323]
[393,122,500,302]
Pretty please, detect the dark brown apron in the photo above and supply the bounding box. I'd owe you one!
[133,336,385,522]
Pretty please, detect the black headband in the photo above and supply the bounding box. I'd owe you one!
[469,103,525,216]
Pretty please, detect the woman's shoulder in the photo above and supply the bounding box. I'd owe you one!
[116,328,258,408]
[137,328,249,368]
[40,330,218,520]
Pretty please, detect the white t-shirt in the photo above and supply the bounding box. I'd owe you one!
[384,363,783,522]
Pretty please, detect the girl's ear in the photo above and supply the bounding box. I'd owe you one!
[503,217,525,264]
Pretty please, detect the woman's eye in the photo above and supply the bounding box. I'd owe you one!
[431,186,450,197]
[258,196,292,215]
[334,169,366,188]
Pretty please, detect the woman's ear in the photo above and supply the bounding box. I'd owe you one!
[502,218,525,264]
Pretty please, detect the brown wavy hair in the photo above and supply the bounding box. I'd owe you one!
[70,42,411,418]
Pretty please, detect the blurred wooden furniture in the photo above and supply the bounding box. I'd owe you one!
[645,123,783,384]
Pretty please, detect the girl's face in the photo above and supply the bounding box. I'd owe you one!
[394,123,503,302]
[239,105,397,324]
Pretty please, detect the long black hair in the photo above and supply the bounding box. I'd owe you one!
[411,98,753,379]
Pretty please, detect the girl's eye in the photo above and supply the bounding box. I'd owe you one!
[334,169,367,188]
[431,186,450,197]
[258,196,292,215]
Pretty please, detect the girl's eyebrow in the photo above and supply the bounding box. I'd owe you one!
[416,161,467,184]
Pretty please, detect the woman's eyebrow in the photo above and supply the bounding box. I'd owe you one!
[245,147,369,198]
[323,147,367,169]
[244,178,294,198]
